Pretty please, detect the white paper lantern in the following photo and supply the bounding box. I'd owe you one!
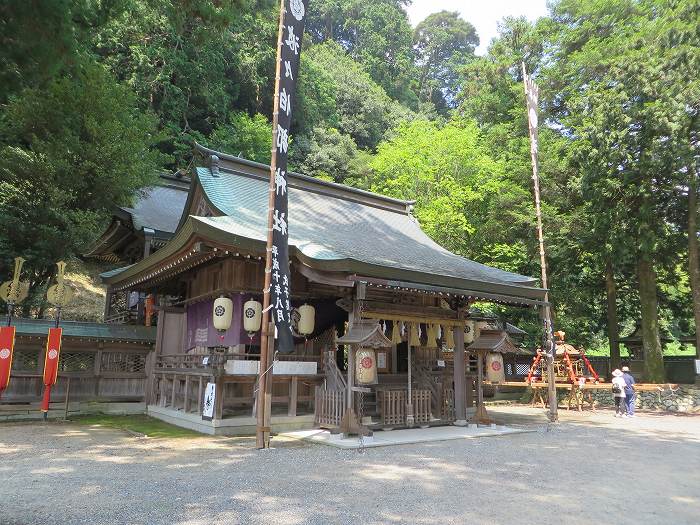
[243,300,262,334]
[486,352,505,383]
[212,297,233,331]
[355,348,377,385]
[297,303,315,335]
[464,320,475,344]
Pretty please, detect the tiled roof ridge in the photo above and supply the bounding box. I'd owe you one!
[195,142,414,215]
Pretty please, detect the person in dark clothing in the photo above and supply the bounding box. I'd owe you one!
[622,366,636,416]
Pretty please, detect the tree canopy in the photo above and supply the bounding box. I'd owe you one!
[1,0,698,377]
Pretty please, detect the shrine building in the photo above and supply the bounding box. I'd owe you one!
[98,143,547,435]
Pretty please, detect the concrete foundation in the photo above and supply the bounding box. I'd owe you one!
[147,405,316,436]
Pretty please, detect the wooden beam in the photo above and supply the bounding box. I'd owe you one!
[288,376,298,417]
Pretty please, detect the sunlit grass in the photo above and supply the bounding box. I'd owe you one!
[71,414,201,438]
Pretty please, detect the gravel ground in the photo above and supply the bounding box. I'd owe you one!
[1,406,699,525]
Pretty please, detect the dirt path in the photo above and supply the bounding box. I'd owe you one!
[1,406,698,524]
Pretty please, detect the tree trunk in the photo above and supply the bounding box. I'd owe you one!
[688,170,700,358]
[637,256,665,382]
[605,259,620,369]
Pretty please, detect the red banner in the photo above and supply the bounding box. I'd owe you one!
[43,327,62,386]
[0,326,16,392]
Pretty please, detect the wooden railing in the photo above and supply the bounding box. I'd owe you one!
[380,389,432,427]
[314,387,346,428]
[2,347,152,406]
[154,352,321,373]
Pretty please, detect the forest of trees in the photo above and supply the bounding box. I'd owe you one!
[1,0,698,380]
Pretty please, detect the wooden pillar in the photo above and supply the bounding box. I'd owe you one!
[288,376,298,416]
[477,353,484,408]
[256,321,274,448]
[184,375,190,413]
[347,345,354,410]
[170,374,177,408]
[197,376,203,415]
[541,305,559,423]
[391,343,398,374]
[406,344,414,426]
[144,345,156,405]
[453,319,467,425]
[263,327,274,443]
[214,376,224,420]
[159,375,166,407]
[473,350,494,425]
[466,376,474,408]
[94,341,103,398]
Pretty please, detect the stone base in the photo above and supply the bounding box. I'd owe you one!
[587,385,700,412]
[147,405,315,436]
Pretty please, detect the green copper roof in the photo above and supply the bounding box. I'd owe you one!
[195,165,540,293]
[1,317,156,342]
[102,148,547,303]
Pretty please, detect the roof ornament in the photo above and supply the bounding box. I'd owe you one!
[210,155,220,177]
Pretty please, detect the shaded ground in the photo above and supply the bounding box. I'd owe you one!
[2,406,699,524]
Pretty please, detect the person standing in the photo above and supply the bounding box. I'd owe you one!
[611,369,626,417]
[622,366,636,417]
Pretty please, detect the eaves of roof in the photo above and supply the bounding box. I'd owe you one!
[1,317,156,343]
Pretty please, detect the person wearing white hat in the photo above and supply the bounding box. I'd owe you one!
[611,369,626,416]
[622,366,636,417]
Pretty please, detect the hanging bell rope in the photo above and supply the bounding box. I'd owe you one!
[409,323,421,347]
[444,324,455,349]
[391,320,403,345]
[426,324,438,348]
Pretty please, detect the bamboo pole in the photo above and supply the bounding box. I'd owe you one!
[256,0,286,449]
[521,63,558,423]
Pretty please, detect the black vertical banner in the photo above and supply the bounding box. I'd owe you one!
[270,0,308,353]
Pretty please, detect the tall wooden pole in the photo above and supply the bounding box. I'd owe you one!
[452,309,467,425]
[522,63,558,422]
[256,0,286,449]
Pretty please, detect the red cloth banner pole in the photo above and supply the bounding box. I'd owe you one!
[0,326,16,399]
[41,327,62,418]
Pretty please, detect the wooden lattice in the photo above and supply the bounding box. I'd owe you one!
[11,349,40,372]
[101,352,147,373]
[58,352,95,372]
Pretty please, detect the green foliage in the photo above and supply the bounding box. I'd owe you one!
[0,0,698,365]
[305,0,418,106]
[291,126,368,182]
[93,0,272,166]
[414,11,478,110]
[0,64,163,312]
[351,118,531,267]
[208,112,272,164]
[298,42,410,151]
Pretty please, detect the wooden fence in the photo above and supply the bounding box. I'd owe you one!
[2,342,153,406]
[380,389,432,426]
[314,387,346,428]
